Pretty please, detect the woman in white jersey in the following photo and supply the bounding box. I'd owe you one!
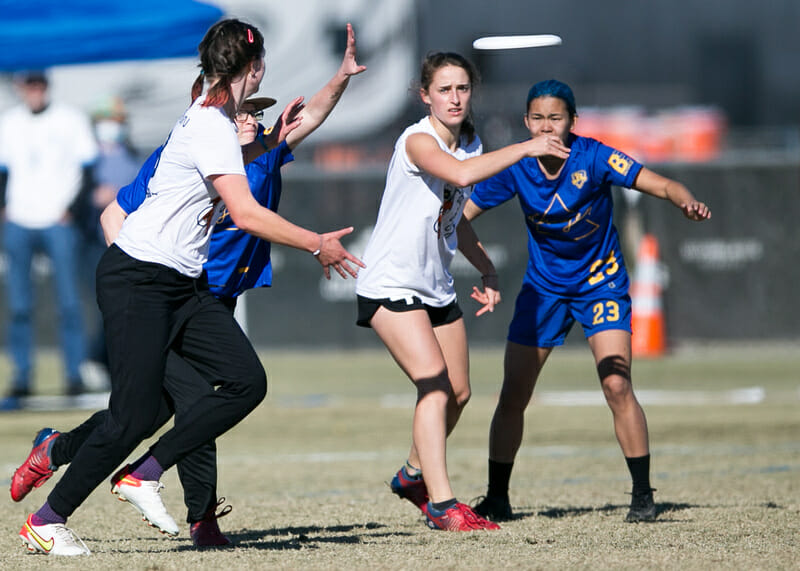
[19,19,363,556]
[355,52,570,532]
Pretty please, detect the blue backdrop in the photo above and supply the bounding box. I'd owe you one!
[0,0,223,71]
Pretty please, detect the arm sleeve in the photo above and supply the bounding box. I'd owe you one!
[470,167,517,210]
[117,146,163,214]
[594,142,643,188]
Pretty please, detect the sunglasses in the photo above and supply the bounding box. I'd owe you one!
[235,109,264,122]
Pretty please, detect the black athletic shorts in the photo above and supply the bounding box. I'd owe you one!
[356,294,463,328]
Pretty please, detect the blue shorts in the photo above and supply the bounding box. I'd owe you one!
[507,283,632,348]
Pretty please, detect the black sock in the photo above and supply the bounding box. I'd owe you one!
[625,454,652,493]
[487,459,514,499]
[431,498,458,512]
[49,436,65,468]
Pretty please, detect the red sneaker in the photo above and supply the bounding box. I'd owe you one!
[190,498,233,547]
[389,466,429,513]
[10,428,60,502]
[425,502,501,531]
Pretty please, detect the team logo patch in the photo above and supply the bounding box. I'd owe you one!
[571,170,588,189]
[608,151,633,176]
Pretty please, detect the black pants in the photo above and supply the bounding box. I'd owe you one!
[47,245,266,519]
[54,347,225,522]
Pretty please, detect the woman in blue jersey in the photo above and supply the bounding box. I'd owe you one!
[11,24,365,551]
[356,54,570,532]
[17,19,363,556]
[465,79,711,523]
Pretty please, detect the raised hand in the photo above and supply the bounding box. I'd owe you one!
[263,96,305,149]
[341,23,367,78]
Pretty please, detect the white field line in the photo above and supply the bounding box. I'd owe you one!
[383,387,772,408]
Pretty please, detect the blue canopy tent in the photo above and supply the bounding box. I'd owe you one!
[0,0,224,71]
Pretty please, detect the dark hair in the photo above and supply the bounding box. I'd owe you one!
[526,79,577,117]
[419,51,480,144]
[191,19,265,108]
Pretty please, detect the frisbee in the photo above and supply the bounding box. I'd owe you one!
[473,34,562,50]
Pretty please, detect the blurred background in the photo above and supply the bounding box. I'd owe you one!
[0,0,798,352]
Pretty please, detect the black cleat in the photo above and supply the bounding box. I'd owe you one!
[626,488,657,522]
[472,494,514,521]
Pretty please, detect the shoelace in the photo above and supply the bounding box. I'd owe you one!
[52,524,89,552]
[210,497,232,521]
[456,503,487,530]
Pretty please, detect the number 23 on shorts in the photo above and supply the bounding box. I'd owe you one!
[592,300,620,325]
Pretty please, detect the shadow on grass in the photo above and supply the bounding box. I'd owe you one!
[530,501,698,522]
[172,521,406,552]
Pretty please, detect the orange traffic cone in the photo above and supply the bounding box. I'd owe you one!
[630,234,666,358]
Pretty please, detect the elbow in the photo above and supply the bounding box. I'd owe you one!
[230,210,255,234]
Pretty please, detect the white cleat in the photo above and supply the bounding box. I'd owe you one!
[111,466,179,536]
[19,515,91,556]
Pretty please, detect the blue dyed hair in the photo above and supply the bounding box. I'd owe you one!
[526,79,577,117]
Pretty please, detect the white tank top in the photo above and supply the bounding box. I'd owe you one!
[356,117,482,306]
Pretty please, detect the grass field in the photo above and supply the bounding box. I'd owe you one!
[1,344,798,569]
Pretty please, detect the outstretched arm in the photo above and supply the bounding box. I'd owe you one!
[633,167,712,221]
[212,173,365,279]
[285,23,366,150]
[406,132,569,189]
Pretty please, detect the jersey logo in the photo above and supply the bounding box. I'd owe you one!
[528,193,600,241]
[434,184,467,239]
[23,520,54,552]
[608,151,633,176]
[571,170,588,189]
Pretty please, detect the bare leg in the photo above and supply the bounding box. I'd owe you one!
[489,341,551,462]
[587,329,649,457]
[370,307,454,503]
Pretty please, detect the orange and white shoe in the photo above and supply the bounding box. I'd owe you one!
[110,465,179,536]
[19,514,90,556]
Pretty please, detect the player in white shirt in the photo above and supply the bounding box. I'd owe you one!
[19,19,363,556]
[355,51,569,531]
[0,70,98,398]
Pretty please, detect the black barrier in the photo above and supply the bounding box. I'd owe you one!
[0,160,797,350]
[638,159,800,342]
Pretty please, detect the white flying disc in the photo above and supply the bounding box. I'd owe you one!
[473,34,562,50]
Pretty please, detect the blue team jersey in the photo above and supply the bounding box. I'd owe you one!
[471,134,642,297]
[116,137,294,299]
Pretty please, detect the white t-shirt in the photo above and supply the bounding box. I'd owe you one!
[356,116,482,306]
[0,103,98,228]
[115,96,245,277]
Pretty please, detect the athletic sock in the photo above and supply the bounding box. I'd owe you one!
[130,454,164,481]
[404,460,422,478]
[487,459,514,499]
[49,435,66,468]
[32,502,67,525]
[429,498,458,514]
[625,454,652,493]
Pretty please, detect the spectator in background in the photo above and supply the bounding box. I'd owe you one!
[0,70,98,398]
[79,96,141,391]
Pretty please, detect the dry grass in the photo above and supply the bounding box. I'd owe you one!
[1,345,798,569]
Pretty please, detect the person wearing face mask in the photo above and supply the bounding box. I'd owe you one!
[464,79,711,524]
[77,97,142,391]
[0,70,98,400]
